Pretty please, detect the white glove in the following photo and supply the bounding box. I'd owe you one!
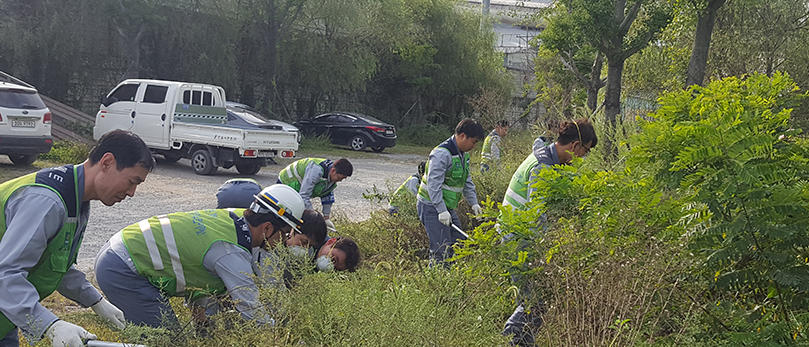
[438,211,452,226]
[46,320,96,347]
[472,204,482,215]
[91,298,126,329]
[324,219,337,234]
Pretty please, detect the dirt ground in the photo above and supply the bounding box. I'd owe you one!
[0,152,425,271]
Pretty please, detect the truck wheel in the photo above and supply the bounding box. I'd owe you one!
[236,163,261,175]
[350,135,367,151]
[371,147,385,153]
[8,154,37,166]
[191,149,218,175]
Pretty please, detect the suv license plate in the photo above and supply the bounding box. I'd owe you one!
[12,120,36,128]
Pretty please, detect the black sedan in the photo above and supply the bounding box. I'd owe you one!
[294,112,396,152]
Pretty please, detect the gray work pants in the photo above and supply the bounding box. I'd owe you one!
[417,201,463,264]
[95,240,180,330]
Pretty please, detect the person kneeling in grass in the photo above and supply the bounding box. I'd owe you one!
[94,184,325,329]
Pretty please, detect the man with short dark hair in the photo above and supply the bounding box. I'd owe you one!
[0,129,154,347]
[417,118,485,265]
[277,158,353,219]
[315,236,361,272]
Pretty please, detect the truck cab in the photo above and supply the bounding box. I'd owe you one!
[95,79,296,175]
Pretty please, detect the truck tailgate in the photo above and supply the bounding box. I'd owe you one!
[172,123,298,151]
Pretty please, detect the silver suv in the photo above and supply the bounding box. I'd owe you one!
[0,82,52,165]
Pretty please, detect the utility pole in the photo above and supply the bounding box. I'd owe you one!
[481,0,491,30]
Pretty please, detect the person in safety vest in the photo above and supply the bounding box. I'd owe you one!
[480,120,509,172]
[315,236,361,272]
[215,180,359,274]
[417,118,485,265]
[277,158,353,220]
[500,119,597,347]
[387,162,426,215]
[216,178,262,209]
[0,130,154,347]
[93,184,326,329]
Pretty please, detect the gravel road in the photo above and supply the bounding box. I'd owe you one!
[1,152,425,271]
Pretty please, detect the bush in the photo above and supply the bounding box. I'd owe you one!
[39,141,90,164]
[395,123,453,147]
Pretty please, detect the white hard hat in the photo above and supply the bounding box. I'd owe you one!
[249,184,305,232]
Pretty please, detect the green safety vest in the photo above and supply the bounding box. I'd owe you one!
[122,209,247,298]
[481,131,499,164]
[502,153,540,210]
[278,158,336,198]
[417,138,470,210]
[0,166,82,336]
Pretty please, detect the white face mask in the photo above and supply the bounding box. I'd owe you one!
[288,245,310,259]
[316,255,335,272]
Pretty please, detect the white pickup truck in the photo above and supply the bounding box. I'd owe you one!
[93,79,298,175]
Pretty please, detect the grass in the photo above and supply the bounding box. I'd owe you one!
[293,133,432,160]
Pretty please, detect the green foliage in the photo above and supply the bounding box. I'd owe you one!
[394,123,453,147]
[631,72,809,343]
[39,141,90,164]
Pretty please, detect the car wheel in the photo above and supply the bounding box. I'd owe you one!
[236,163,261,175]
[371,147,385,153]
[350,135,367,151]
[191,149,218,175]
[8,154,37,166]
[163,153,182,163]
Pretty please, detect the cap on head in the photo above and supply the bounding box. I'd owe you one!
[250,184,305,232]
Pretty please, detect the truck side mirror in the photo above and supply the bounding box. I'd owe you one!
[99,94,109,107]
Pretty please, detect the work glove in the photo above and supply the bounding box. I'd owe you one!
[91,298,126,329]
[324,219,337,234]
[46,320,96,347]
[471,204,482,215]
[438,211,452,226]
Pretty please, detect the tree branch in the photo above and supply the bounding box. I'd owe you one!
[618,0,643,36]
[559,53,591,88]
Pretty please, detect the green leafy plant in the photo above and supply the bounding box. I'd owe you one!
[631,72,809,343]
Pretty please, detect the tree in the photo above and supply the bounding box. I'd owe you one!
[538,3,605,112]
[104,0,165,79]
[684,0,726,87]
[558,0,671,155]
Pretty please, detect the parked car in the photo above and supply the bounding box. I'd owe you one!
[226,101,300,142]
[294,112,396,152]
[0,81,52,166]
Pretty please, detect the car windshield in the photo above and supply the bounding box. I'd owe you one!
[0,90,47,109]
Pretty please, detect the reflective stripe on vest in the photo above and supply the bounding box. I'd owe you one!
[502,153,539,210]
[417,139,470,210]
[123,209,246,297]
[481,132,498,161]
[0,165,82,336]
[278,158,337,197]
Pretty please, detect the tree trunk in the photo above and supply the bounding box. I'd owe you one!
[604,59,624,157]
[586,53,604,111]
[685,0,726,87]
[264,0,278,105]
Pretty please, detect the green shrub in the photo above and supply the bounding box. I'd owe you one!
[39,141,90,164]
[630,72,809,344]
[395,123,453,147]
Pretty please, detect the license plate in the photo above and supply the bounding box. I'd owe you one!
[385,130,393,135]
[11,120,35,128]
[257,152,275,158]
